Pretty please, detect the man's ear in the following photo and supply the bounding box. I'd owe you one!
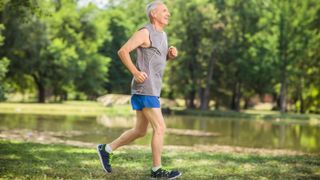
[150,9,157,19]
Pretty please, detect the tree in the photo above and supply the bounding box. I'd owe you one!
[165,0,221,109]
[0,0,111,102]
[0,24,9,101]
[100,8,134,94]
[257,0,320,113]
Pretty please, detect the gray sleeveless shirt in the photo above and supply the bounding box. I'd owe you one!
[131,23,168,97]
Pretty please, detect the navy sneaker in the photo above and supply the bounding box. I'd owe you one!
[96,144,113,173]
[151,168,182,179]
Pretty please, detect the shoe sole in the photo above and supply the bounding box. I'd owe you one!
[168,172,182,180]
[151,172,182,180]
[96,145,111,173]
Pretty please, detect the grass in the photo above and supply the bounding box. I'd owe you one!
[0,101,134,117]
[0,140,319,179]
[172,108,320,121]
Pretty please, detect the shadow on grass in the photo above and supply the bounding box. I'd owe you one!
[0,141,152,179]
[175,152,320,179]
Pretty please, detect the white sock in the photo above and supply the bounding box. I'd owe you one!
[105,144,113,153]
[152,166,161,172]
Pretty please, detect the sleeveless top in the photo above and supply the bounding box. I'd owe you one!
[131,23,168,97]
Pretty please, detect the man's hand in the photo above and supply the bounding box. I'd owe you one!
[133,71,148,83]
[167,46,178,60]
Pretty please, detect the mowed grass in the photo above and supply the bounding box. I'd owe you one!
[0,140,319,179]
[0,101,134,117]
[172,108,320,121]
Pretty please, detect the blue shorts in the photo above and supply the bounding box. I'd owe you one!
[131,94,160,111]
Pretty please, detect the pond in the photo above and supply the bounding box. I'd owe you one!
[0,113,319,153]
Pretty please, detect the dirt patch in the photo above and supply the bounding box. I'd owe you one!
[0,129,94,148]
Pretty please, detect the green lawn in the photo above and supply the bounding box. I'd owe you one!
[172,108,320,121]
[0,101,134,117]
[0,140,319,179]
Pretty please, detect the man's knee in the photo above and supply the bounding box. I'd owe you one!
[153,123,166,135]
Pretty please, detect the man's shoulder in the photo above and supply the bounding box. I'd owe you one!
[133,28,149,38]
[139,28,150,34]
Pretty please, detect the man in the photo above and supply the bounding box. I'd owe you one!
[96,1,182,179]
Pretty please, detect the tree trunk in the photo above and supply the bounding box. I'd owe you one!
[200,53,216,110]
[168,90,174,100]
[32,74,45,103]
[299,79,305,114]
[215,97,220,110]
[186,88,196,109]
[231,81,241,111]
[243,97,250,109]
[199,87,205,108]
[187,55,197,109]
[279,78,287,113]
[278,9,288,114]
[59,91,68,102]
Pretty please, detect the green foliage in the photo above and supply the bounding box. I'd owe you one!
[164,0,222,106]
[0,0,319,112]
[255,0,320,113]
[100,8,135,94]
[0,57,9,101]
[0,23,9,101]
[0,0,111,102]
[44,1,111,99]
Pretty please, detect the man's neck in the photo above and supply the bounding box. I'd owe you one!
[152,21,165,32]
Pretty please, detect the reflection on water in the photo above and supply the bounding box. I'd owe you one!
[0,113,319,152]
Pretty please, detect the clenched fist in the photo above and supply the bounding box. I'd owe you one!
[168,46,178,59]
[133,71,148,83]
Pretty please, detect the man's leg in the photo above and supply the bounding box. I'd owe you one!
[109,110,149,151]
[97,110,149,173]
[142,108,182,179]
[142,108,166,167]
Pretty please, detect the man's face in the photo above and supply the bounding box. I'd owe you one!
[153,4,170,25]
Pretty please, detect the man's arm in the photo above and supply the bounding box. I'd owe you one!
[117,29,150,83]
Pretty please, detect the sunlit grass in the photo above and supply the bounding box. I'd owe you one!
[0,101,134,117]
[1,140,319,179]
[173,108,320,121]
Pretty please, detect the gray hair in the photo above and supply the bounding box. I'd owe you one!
[146,1,163,19]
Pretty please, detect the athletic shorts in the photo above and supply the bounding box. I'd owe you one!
[131,94,160,111]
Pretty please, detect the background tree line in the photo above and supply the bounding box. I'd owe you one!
[0,0,319,113]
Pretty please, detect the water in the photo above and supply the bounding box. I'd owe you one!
[0,113,319,153]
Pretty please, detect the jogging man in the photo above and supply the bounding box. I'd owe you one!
[97,1,181,179]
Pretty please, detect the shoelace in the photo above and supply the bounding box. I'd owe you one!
[159,168,170,176]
